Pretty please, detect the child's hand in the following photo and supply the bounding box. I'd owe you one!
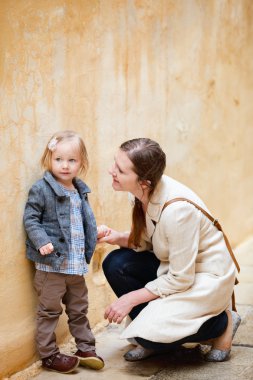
[97,228,123,245]
[97,225,111,240]
[39,243,54,255]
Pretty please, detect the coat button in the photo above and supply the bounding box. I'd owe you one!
[59,237,65,243]
[57,197,65,202]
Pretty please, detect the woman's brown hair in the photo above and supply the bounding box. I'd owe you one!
[120,138,166,247]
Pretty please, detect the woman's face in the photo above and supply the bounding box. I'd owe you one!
[109,149,139,193]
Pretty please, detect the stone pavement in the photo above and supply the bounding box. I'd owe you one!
[5,237,253,380]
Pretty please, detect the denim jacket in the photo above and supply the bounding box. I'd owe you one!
[23,171,97,270]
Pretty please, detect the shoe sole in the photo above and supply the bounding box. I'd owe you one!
[42,358,80,374]
[76,356,104,370]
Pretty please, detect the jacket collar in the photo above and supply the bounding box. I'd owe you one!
[146,175,170,223]
[43,171,91,196]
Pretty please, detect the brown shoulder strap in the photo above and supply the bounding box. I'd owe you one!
[162,197,240,273]
[162,197,240,311]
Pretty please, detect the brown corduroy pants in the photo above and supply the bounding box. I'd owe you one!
[34,270,96,358]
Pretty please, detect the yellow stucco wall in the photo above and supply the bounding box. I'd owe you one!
[1,0,253,377]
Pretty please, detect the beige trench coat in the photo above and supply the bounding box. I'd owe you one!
[121,175,237,343]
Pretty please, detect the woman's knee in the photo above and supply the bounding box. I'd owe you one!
[102,248,132,278]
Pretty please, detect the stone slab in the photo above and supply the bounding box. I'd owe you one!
[5,305,253,380]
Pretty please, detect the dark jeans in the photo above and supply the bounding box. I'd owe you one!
[102,247,228,351]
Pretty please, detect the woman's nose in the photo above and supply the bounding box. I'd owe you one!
[109,165,116,176]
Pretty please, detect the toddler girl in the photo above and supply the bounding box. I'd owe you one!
[23,130,104,374]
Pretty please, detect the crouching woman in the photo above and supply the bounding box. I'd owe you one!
[98,138,241,362]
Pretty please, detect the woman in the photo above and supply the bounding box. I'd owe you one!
[97,138,241,362]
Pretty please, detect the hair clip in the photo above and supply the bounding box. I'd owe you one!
[48,137,58,151]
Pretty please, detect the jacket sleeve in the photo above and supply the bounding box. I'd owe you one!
[23,184,51,250]
[145,202,201,297]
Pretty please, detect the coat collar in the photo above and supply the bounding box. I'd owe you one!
[146,175,170,223]
[43,171,91,196]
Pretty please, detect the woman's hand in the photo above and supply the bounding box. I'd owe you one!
[98,228,121,244]
[97,226,130,247]
[104,293,135,324]
[39,243,54,255]
[97,225,111,239]
[104,288,159,324]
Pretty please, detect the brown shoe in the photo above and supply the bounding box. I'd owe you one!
[74,350,104,370]
[42,353,80,373]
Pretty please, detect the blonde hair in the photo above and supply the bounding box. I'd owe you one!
[41,130,89,174]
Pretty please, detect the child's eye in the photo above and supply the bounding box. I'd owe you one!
[69,159,76,163]
[55,158,61,162]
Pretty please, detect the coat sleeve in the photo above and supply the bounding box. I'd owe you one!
[23,184,51,250]
[145,202,201,297]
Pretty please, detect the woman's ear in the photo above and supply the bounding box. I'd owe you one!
[139,180,151,189]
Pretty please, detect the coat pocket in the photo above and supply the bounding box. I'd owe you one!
[26,239,63,267]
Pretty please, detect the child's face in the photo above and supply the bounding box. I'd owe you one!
[51,140,82,188]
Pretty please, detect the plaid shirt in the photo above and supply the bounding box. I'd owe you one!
[36,186,88,275]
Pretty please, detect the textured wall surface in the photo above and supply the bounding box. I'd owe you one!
[0,0,253,377]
